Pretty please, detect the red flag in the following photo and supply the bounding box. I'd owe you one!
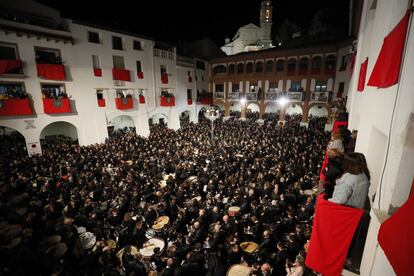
[306,194,364,276]
[349,51,357,76]
[357,58,368,92]
[378,178,414,276]
[367,12,411,88]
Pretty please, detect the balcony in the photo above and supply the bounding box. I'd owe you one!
[160,95,175,106]
[245,92,258,101]
[286,91,304,102]
[115,97,133,110]
[215,91,224,99]
[112,68,131,82]
[36,63,65,80]
[0,59,23,75]
[43,98,71,114]
[310,92,330,103]
[161,73,169,84]
[228,92,240,101]
[265,92,283,101]
[97,99,105,107]
[0,98,33,116]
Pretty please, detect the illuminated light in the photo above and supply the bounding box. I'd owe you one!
[278,42,282,46]
[240,98,247,105]
[278,97,288,107]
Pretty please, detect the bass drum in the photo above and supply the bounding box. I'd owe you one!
[227,264,252,276]
[139,237,165,260]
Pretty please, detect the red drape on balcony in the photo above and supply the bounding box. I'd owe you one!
[160,96,175,106]
[367,12,411,88]
[43,98,71,114]
[36,64,66,80]
[161,73,169,84]
[378,178,414,276]
[333,120,348,132]
[357,58,368,92]
[349,51,357,76]
[188,76,192,82]
[93,68,102,77]
[97,99,105,107]
[305,194,364,276]
[0,59,22,75]
[187,99,192,105]
[112,68,131,81]
[200,97,214,105]
[0,98,33,116]
[115,97,133,109]
[137,71,144,79]
[139,95,145,104]
[319,150,329,182]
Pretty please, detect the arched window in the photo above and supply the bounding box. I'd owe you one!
[265,60,274,73]
[299,57,309,75]
[246,62,254,74]
[287,58,296,75]
[237,63,244,74]
[228,64,235,75]
[325,55,336,74]
[276,59,285,72]
[255,61,263,73]
[213,65,227,75]
[311,56,322,74]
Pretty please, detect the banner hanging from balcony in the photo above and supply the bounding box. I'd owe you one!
[115,97,133,109]
[367,11,411,88]
[0,59,22,75]
[139,95,145,104]
[43,98,71,114]
[97,99,106,107]
[161,73,169,84]
[137,71,144,79]
[112,68,131,82]
[0,99,33,116]
[160,96,175,106]
[36,64,66,80]
[357,58,368,92]
[93,68,102,77]
[378,178,414,276]
[305,194,364,276]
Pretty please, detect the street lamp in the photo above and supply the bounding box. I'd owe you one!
[204,105,220,144]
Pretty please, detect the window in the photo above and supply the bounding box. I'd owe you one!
[0,82,26,99]
[133,40,142,50]
[299,57,309,70]
[168,51,174,60]
[187,89,192,100]
[213,65,226,75]
[88,31,100,44]
[112,36,123,50]
[201,75,205,81]
[315,80,327,92]
[215,84,224,92]
[41,84,66,99]
[265,60,273,73]
[276,59,285,71]
[268,82,278,92]
[160,65,167,75]
[196,61,205,70]
[312,56,322,73]
[228,64,235,74]
[255,61,263,73]
[287,58,297,72]
[337,82,345,97]
[246,62,253,73]
[250,83,258,92]
[35,47,61,64]
[0,43,18,59]
[96,89,104,100]
[325,55,336,73]
[237,63,244,74]
[113,56,125,69]
[232,83,239,92]
[92,55,100,69]
[340,55,348,71]
[290,81,302,92]
[136,61,142,72]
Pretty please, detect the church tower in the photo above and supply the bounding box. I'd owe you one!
[259,0,273,48]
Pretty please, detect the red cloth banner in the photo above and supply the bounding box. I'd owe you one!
[357,58,368,92]
[0,59,22,75]
[93,68,102,77]
[161,73,169,84]
[0,98,33,116]
[43,98,71,114]
[37,64,66,80]
[97,99,105,107]
[112,68,131,81]
[187,99,192,105]
[160,96,175,106]
[199,97,214,105]
[188,76,192,82]
[319,150,329,182]
[349,51,357,76]
[333,121,348,132]
[137,71,144,79]
[306,194,364,276]
[115,97,133,109]
[367,12,411,88]
[378,178,414,276]
[139,95,145,104]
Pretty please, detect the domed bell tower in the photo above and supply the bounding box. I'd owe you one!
[259,0,273,48]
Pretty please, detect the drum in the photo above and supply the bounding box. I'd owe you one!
[228,206,240,217]
[159,180,167,189]
[139,237,165,260]
[116,245,139,267]
[152,216,169,231]
[227,264,252,276]
[240,241,259,254]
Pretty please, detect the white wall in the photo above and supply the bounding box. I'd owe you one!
[40,122,78,140]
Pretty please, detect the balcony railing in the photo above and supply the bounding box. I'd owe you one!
[228,92,240,101]
[286,92,303,102]
[215,91,225,99]
[245,92,258,101]
[265,92,283,101]
[310,92,330,103]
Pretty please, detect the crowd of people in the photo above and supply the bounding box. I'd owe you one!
[0,108,368,276]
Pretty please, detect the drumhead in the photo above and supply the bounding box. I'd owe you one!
[240,241,258,253]
[227,264,252,276]
[139,238,165,257]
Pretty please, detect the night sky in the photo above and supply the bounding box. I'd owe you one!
[36,0,350,46]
